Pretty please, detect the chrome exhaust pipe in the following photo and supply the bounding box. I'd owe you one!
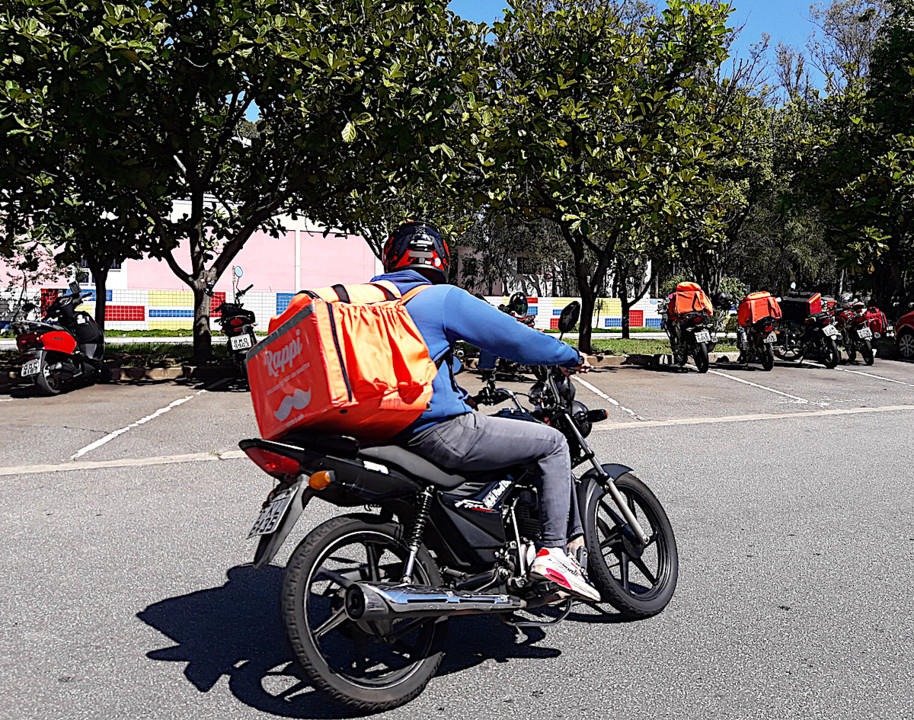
[344,581,525,621]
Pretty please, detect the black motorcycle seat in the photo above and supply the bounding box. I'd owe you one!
[359,446,467,489]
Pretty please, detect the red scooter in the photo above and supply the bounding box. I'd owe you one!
[12,282,108,395]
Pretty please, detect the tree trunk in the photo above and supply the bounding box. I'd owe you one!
[578,286,596,354]
[89,262,108,331]
[192,285,213,365]
[620,293,632,340]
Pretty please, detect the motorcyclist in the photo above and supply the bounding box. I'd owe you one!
[374,220,600,602]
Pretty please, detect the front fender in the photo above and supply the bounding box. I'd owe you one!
[252,484,314,570]
[575,463,633,534]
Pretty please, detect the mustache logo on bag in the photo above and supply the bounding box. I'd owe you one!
[273,388,312,421]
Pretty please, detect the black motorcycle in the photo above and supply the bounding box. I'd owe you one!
[11,281,108,395]
[658,301,714,373]
[836,299,875,366]
[238,302,678,711]
[737,316,777,371]
[213,266,257,376]
[774,294,841,368]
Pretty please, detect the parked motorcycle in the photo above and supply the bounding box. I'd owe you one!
[773,291,841,368]
[213,266,257,376]
[736,291,782,371]
[11,281,108,395]
[479,292,538,379]
[658,282,715,373]
[238,302,678,711]
[835,298,875,365]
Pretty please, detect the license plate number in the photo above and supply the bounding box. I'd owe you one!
[248,484,299,539]
[21,359,40,377]
[695,330,711,343]
[823,325,839,338]
[857,327,872,340]
[231,334,253,351]
[764,332,777,343]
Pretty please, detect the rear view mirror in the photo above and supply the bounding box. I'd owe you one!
[234,266,244,278]
[558,301,581,334]
[68,280,81,296]
[509,292,528,316]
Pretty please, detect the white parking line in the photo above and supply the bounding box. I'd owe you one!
[591,403,914,432]
[573,376,642,420]
[0,449,245,477]
[707,369,809,404]
[69,389,207,460]
[838,367,914,387]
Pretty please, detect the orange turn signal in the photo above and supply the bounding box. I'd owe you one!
[308,471,334,490]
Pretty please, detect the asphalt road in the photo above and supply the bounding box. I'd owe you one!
[1,357,913,720]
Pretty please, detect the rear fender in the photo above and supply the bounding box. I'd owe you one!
[253,483,314,570]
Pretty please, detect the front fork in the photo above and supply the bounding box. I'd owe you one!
[563,408,650,546]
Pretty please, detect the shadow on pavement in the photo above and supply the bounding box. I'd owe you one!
[138,565,562,718]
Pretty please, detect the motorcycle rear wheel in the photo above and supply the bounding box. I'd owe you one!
[35,366,61,396]
[861,340,875,366]
[761,343,774,371]
[281,515,447,713]
[823,337,840,368]
[586,473,679,619]
[693,342,709,373]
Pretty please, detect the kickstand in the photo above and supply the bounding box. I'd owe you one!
[500,598,573,628]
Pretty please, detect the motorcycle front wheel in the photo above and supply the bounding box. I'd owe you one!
[281,516,447,713]
[586,473,679,619]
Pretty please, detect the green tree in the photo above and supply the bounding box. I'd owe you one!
[0,0,488,360]
[483,0,735,352]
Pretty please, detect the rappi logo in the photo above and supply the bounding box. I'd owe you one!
[262,332,303,378]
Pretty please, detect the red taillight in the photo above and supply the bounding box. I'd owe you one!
[243,447,302,478]
[16,333,42,351]
[694,316,704,324]
[765,325,773,333]
[230,317,244,327]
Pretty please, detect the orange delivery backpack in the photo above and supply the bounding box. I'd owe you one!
[737,291,783,327]
[246,281,438,443]
[669,282,714,317]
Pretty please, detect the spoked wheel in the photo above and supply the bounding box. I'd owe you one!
[693,342,709,373]
[861,340,875,366]
[281,516,447,713]
[35,365,61,396]
[762,343,775,371]
[586,473,679,619]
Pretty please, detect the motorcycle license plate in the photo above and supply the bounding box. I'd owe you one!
[248,483,299,539]
[695,330,711,343]
[823,325,839,338]
[231,333,254,351]
[764,332,777,344]
[21,359,40,377]
[857,327,873,340]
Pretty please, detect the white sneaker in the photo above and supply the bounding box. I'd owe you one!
[529,547,601,603]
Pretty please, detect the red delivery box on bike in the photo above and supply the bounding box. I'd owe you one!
[781,292,823,324]
[245,281,438,443]
[737,291,782,327]
[668,282,713,317]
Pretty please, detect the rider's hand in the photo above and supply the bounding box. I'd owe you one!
[563,354,592,375]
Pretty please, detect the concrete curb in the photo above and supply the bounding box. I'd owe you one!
[0,365,189,390]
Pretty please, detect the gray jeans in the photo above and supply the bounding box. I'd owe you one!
[406,412,583,547]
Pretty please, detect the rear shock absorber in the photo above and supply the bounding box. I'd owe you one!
[402,485,434,583]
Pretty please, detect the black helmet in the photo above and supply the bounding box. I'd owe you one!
[382,221,450,282]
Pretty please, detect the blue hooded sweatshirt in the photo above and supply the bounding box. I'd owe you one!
[371,270,582,434]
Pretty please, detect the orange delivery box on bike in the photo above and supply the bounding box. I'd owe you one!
[245,282,438,443]
[668,282,714,317]
[737,291,783,327]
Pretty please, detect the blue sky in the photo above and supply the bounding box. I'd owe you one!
[448,0,820,63]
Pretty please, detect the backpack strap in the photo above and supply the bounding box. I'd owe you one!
[332,284,351,303]
[368,281,400,301]
[401,285,431,304]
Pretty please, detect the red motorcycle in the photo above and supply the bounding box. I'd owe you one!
[835,298,875,365]
[12,282,108,395]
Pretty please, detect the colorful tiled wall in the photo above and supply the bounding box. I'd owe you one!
[14,288,664,332]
